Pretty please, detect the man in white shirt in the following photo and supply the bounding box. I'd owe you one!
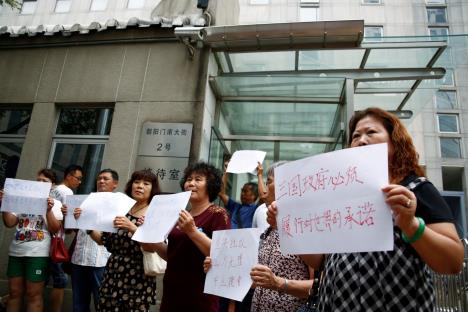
[66,169,118,312]
[49,164,83,312]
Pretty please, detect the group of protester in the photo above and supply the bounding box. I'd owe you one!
[1,107,465,312]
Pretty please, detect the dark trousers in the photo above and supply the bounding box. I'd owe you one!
[219,288,254,312]
[71,263,105,312]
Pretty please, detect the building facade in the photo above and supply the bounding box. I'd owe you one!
[235,0,468,237]
[0,0,467,310]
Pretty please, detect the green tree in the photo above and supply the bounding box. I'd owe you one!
[0,0,21,10]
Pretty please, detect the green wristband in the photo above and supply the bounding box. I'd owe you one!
[401,217,425,244]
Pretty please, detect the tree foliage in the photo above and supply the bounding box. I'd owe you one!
[0,0,21,10]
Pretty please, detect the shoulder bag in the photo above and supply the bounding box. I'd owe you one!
[141,248,167,276]
[50,226,70,263]
[61,230,78,275]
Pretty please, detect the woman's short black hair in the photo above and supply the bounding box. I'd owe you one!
[180,162,222,202]
[125,169,161,202]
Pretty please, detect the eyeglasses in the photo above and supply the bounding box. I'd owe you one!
[71,174,83,182]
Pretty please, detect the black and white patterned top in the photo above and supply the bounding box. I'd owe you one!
[318,176,455,312]
[251,228,310,312]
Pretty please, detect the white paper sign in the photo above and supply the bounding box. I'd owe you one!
[275,143,393,254]
[1,178,51,215]
[132,191,191,243]
[227,150,267,174]
[78,192,136,233]
[204,228,263,302]
[63,195,89,229]
[51,199,63,221]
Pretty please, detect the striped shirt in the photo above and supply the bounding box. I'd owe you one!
[71,230,110,267]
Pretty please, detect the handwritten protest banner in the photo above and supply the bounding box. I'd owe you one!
[1,178,51,215]
[132,191,191,243]
[63,195,89,229]
[204,228,262,301]
[78,192,135,232]
[275,143,393,254]
[227,150,266,174]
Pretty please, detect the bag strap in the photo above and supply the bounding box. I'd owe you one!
[52,224,65,238]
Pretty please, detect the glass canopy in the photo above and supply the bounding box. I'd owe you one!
[221,101,340,137]
[202,21,449,166]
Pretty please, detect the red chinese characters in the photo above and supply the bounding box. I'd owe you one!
[277,166,364,200]
[281,201,376,237]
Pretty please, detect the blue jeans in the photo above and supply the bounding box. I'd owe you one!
[71,263,105,312]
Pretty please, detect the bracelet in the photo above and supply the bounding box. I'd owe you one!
[281,278,288,292]
[401,217,425,244]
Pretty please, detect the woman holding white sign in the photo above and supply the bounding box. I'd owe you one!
[272,107,464,311]
[88,169,160,312]
[250,162,314,312]
[1,169,60,312]
[205,161,314,312]
[148,162,230,312]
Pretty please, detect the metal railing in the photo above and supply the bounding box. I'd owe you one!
[432,242,468,312]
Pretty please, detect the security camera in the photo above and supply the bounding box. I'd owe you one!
[174,27,203,42]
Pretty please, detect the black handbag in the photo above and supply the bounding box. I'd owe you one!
[297,270,322,312]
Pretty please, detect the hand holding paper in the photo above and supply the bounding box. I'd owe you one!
[63,195,88,229]
[204,228,262,302]
[226,150,266,174]
[275,143,393,255]
[1,178,51,215]
[76,192,135,232]
[132,191,191,243]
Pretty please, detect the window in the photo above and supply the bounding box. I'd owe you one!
[20,0,37,14]
[362,0,382,4]
[440,137,462,158]
[250,0,269,4]
[127,0,144,9]
[300,0,319,4]
[435,91,457,109]
[437,69,454,87]
[427,7,447,24]
[438,114,459,133]
[49,107,113,193]
[427,0,445,4]
[299,7,319,22]
[0,108,32,187]
[90,0,107,11]
[364,26,383,42]
[442,167,463,191]
[55,0,72,13]
[429,27,449,39]
[441,178,465,237]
